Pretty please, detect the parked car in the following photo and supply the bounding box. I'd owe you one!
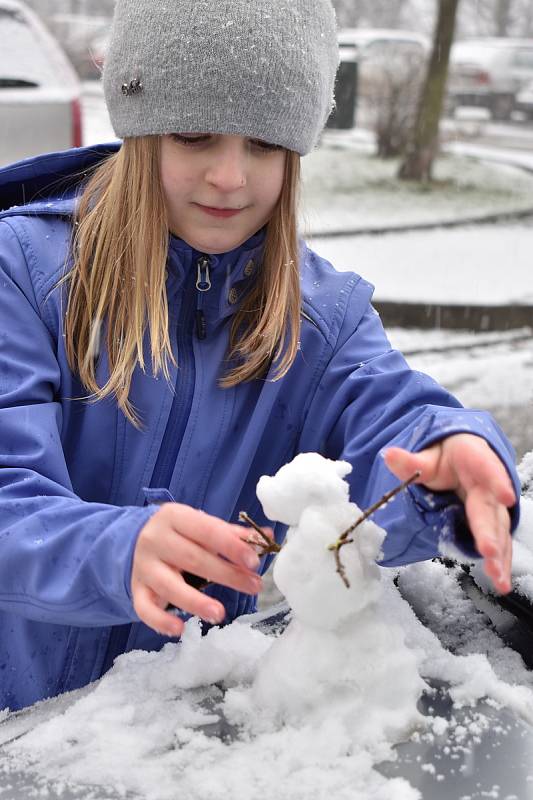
[515,78,533,120]
[337,28,429,109]
[0,0,82,168]
[334,29,429,152]
[447,38,533,120]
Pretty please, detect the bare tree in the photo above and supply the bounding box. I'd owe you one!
[373,51,427,158]
[495,0,513,34]
[398,0,461,182]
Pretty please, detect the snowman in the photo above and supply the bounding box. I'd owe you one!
[249,452,425,751]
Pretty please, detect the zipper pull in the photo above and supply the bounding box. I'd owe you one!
[196,256,212,292]
[195,256,211,340]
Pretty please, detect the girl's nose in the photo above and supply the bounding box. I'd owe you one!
[204,141,247,192]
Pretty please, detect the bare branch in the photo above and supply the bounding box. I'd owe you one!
[328,471,421,588]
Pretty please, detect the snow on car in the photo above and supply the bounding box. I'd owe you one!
[0,0,82,167]
[1,452,533,799]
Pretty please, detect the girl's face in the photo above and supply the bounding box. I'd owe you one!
[160,133,287,254]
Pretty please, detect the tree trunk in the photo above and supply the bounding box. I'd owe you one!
[495,0,512,35]
[398,0,461,182]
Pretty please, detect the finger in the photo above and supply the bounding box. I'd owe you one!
[147,563,227,624]
[497,503,513,594]
[164,504,261,571]
[465,488,512,593]
[162,533,263,596]
[384,446,444,487]
[133,581,185,638]
[465,487,504,560]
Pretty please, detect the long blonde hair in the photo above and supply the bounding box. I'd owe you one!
[64,136,301,426]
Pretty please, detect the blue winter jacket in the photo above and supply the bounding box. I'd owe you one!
[0,144,520,712]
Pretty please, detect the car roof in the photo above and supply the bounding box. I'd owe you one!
[454,37,533,48]
[338,28,429,47]
[0,0,79,89]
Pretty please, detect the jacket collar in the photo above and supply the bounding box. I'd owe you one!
[167,229,266,321]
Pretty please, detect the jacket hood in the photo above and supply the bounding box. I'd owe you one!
[0,143,121,217]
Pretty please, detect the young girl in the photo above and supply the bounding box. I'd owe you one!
[0,0,519,712]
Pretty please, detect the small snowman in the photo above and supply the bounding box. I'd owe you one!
[249,452,425,750]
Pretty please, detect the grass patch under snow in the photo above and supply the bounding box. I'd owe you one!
[300,147,533,235]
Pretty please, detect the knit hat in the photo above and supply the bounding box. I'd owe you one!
[103,0,339,156]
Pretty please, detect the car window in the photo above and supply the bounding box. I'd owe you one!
[0,7,56,86]
[513,49,533,70]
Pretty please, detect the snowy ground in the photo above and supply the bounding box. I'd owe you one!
[302,147,533,235]
[309,224,533,305]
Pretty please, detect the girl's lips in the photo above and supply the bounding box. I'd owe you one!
[195,203,244,218]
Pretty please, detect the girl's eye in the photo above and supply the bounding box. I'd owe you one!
[170,133,210,146]
[250,139,283,153]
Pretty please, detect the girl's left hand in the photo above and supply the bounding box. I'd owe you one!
[384,433,517,595]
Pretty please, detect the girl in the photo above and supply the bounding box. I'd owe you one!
[0,0,518,712]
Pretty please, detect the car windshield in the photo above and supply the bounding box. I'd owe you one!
[0,7,55,86]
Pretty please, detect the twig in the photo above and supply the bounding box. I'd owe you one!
[328,471,421,588]
[239,511,282,555]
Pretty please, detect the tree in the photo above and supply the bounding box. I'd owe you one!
[398,0,461,182]
[495,0,513,34]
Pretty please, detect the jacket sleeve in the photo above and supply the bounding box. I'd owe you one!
[0,220,157,627]
[299,292,520,568]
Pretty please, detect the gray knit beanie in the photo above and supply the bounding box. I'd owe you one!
[103,0,339,155]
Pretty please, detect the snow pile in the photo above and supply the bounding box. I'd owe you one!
[4,453,533,800]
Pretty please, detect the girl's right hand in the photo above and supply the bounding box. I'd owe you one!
[131,503,266,637]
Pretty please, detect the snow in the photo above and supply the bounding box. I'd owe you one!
[393,330,533,410]
[302,146,533,235]
[4,454,533,800]
[309,224,533,305]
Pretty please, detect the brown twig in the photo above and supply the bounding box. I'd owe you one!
[239,470,421,580]
[328,471,421,588]
[239,511,282,555]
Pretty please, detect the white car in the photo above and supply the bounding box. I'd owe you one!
[447,38,533,120]
[0,0,82,168]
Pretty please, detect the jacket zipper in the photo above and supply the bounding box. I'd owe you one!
[195,255,211,340]
[101,255,212,676]
[150,254,211,490]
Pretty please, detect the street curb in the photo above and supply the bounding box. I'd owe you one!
[374,301,533,333]
[307,205,533,239]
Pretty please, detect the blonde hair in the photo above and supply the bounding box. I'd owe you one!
[64,136,301,426]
